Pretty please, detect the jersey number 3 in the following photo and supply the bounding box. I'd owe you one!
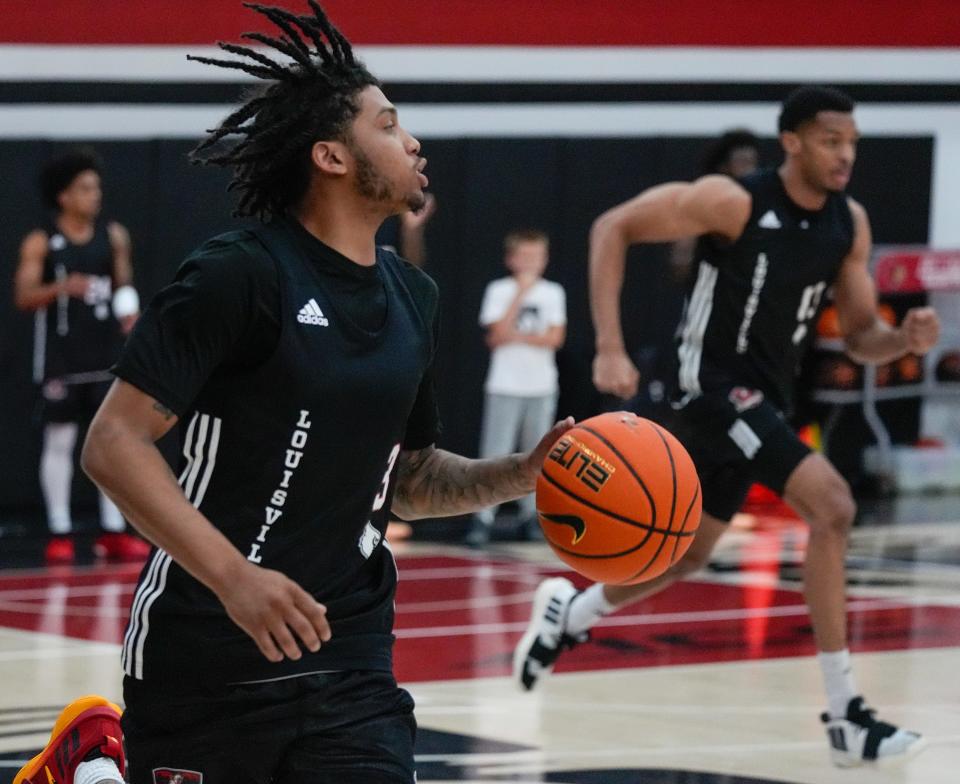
[372,443,401,512]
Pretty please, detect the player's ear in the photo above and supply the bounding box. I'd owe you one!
[780,130,802,156]
[311,140,348,177]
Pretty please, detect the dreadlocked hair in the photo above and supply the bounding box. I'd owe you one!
[189,1,380,221]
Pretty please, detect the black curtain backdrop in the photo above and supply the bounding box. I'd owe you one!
[0,136,933,527]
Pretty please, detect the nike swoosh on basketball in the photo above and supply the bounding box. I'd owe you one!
[540,512,587,545]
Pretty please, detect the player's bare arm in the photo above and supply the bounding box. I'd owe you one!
[392,416,575,520]
[13,230,89,310]
[108,221,140,332]
[835,199,940,363]
[107,222,133,286]
[590,175,752,399]
[82,380,331,663]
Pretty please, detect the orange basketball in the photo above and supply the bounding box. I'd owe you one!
[536,412,701,585]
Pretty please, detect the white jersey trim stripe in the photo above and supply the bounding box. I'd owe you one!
[678,262,718,395]
[177,413,199,484]
[194,416,221,508]
[122,548,164,675]
[33,308,46,384]
[182,414,210,501]
[124,412,222,679]
[132,553,173,680]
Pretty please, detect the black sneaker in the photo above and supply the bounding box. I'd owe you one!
[821,696,925,767]
[513,577,587,691]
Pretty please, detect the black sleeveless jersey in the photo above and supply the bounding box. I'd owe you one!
[35,220,121,382]
[674,168,854,413]
[120,223,434,687]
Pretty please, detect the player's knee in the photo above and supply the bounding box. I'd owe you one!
[811,483,856,537]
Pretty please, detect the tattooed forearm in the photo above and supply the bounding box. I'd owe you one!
[392,446,535,520]
[153,401,176,420]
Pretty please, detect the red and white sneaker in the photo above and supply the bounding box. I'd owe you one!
[44,536,76,564]
[14,695,125,784]
[94,532,151,561]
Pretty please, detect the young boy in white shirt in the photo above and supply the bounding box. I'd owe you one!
[467,229,567,545]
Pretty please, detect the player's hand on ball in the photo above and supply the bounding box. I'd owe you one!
[593,350,640,399]
[520,417,576,489]
[899,307,940,355]
[217,560,331,663]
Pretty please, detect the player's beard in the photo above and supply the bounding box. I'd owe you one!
[351,145,425,212]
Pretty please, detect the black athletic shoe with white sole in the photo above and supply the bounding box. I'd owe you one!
[513,577,588,691]
[822,696,925,767]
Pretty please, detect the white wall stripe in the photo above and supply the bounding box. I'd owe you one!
[4,102,955,139]
[2,45,959,83]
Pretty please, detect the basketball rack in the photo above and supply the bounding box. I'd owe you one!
[812,248,960,478]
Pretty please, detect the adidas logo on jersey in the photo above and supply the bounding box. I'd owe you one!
[297,298,329,326]
[758,210,782,229]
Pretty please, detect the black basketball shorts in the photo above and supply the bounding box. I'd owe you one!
[121,671,417,784]
[667,386,812,522]
[41,378,111,423]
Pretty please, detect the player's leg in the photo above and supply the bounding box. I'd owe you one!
[515,392,558,537]
[514,391,754,691]
[512,511,728,690]
[39,379,80,562]
[780,452,924,766]
[466,393,524,545]
[275,672,416,784]
[14,695,124,784]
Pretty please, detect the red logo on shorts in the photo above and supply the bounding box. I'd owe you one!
[153,769,203,784]
[728,387,764,413]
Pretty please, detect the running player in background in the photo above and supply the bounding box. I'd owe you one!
[514,86,939,767]
[16,4,572,784]
[13,149,147,564]
[669,129,760,283]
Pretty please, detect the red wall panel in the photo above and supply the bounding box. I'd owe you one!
[4,0,959,46]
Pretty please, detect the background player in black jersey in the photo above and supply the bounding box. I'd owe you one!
[17,5,573,784]
[13,149,148,565]
[514,87,940,767]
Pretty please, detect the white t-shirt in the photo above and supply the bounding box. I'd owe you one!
[479,276,567,396]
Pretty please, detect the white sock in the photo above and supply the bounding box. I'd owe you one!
[565,583,615,636]
[818,649,859,719]
[74,757,123,784]
[40,423,78,535]
[98,492,126,533]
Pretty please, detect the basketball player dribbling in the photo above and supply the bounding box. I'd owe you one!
[15,4,574,784]
[514,86,939,767]
[14,149,148,564]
